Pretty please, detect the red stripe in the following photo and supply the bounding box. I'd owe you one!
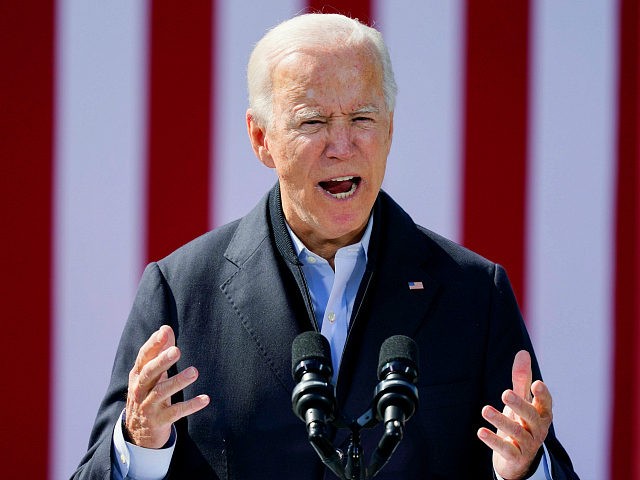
[306,0,373,26]
[611,0,640,477]
[0,1,55,478]
[146,1,214,262]
[461,1,531,311]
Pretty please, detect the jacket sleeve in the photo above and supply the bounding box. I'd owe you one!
[70,263,178,480]
[484,264,580,480]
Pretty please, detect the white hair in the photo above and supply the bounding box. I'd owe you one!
[247,13,397,127]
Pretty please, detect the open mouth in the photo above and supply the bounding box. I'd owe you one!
[318,176,362,199]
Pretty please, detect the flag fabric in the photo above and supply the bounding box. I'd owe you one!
[408,281,425,290]
[2,1,638,478]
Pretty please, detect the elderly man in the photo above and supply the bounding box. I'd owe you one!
[73,13,578,480]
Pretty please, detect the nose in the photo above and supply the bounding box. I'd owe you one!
[324,122,354,160]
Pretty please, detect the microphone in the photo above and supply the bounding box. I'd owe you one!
[368,335,419,477]
[291,332,345,479]
[291,331,336,426]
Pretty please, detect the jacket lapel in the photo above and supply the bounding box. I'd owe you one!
[220,189,305,395]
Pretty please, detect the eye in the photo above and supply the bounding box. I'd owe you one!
[299,119,326,130]
[353,116,374,123]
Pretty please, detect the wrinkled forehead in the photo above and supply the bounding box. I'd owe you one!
[271,47,385,104]
[275,44,381,77]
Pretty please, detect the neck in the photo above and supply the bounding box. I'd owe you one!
[296,226,366,270]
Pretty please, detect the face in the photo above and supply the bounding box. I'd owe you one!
[247,45,394,254]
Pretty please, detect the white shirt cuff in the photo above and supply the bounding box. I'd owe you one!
[494,443,553,480]
[112,408,176,480]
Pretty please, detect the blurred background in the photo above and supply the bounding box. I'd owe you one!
[2,1,638,478]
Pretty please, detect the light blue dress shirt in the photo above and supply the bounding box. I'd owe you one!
[110,214,551,479]
[286,216,372,380]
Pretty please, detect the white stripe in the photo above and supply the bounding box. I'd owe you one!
[52,1,148,478]
[528,0,617,476]
[376,0,464,241]
[211,0,305,228]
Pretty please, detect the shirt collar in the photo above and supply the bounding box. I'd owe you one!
[285,214,373,264]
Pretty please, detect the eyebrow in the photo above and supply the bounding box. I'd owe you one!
[352,105,380,115]
[293,105,381,121]
[293,108,323,121]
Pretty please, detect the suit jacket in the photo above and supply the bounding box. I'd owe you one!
[73,185,578,479]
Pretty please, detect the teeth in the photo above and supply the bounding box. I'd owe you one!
[330,182,358,199]
[331,175,354,181]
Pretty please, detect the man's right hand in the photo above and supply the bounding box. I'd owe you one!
[125,325,210,448]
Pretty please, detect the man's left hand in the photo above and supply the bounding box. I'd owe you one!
[477,350,553,479]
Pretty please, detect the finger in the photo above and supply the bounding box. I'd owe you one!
[502,387,553,446]
[132,326,176,374]
[481,406,533,449]
[531,381,554,435]
[502,389,539,428]
[160,394,211,425]
[512,350,533,402]
[133,346,181,401]
[477,427,521,461]
[148,366,201,404]
[531,380,553,412]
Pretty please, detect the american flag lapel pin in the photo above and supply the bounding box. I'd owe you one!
[408,281,424,290]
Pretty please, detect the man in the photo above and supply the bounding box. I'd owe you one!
[73,13,578,479]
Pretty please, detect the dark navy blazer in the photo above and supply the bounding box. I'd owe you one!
[73,185,578,479]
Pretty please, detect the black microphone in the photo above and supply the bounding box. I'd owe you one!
[368,335,419,478]
[291,332,345,479]
[291,331,336,426]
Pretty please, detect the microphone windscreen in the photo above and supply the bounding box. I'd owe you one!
[377,335,418,374]
[291,331,332,376]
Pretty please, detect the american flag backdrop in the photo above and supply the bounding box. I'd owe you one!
[1,0,638,478]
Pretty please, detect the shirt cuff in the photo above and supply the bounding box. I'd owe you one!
[112,408,176,480]
[494,443,553,480]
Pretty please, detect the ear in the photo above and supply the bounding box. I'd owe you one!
[384,111,394,154]
[246,109,275,168]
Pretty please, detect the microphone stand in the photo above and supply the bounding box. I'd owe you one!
[366,410,405,478]
[344,424,363,480]
[305,409,347,480]
[304,406,407,480]
[305,417,366,480]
